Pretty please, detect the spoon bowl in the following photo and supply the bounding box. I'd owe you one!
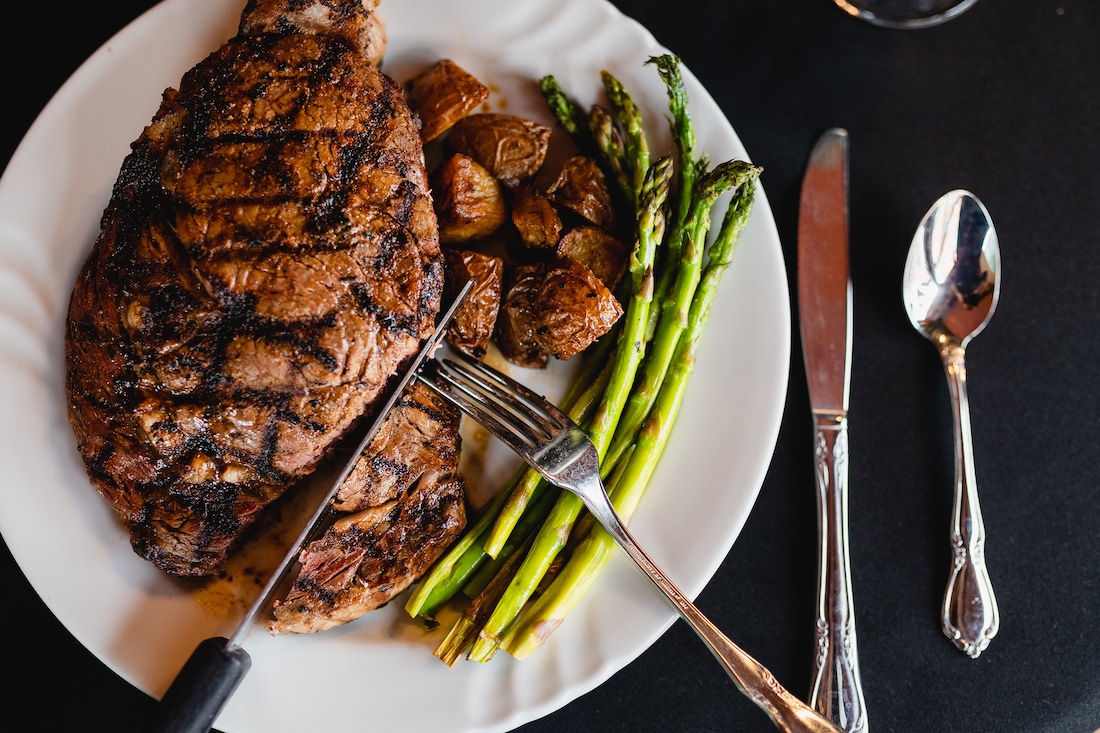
[903,190,1000,348]
[902,189,1000,658]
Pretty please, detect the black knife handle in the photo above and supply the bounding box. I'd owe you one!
[143,637,251,733]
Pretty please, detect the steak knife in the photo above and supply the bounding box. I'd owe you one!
[797,128,869,733]
[144,278,473,733]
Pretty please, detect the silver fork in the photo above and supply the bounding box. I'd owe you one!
[417,354,842,733]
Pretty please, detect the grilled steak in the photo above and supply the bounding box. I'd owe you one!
[270,381,466,634]
[240,0,388,66]
[64,0,444,577]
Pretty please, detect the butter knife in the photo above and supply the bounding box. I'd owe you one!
[797,127,869,733]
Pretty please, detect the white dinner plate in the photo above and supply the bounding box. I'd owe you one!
[0,0,790,730]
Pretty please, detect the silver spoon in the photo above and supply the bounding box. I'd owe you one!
[902,189,1000,658]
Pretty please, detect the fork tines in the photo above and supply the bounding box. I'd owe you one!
[419,356,565,455]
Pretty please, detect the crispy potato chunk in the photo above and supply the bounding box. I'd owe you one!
[445,113,551,187]
[432,154,507,245]
[405,59,489,143]
[494,264,549,368]
[443,249,504,359]
[511,185,563,251]
[556,225,627,290]
[533,258,623,360]
[547,155,615,230]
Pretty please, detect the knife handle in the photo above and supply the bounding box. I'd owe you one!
[809,415,869,733]
[142,637,251,733]
[940,345,999,658]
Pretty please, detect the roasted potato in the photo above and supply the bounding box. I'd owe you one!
[556,225,627,290]
[432,153,507,245]
[533,258,623,360]
[443,249,504,358]
[405,59,490,143]
[511,185,563,251]
[411,63,627,368]
[547,155,615,231]
[445,113,551,187]
[493,263,549,368]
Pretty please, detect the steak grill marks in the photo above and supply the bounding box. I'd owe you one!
[269,381,467,634]
[64,15,442,576]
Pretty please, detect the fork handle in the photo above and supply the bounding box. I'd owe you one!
[808,415,868,733]
[587,494,842,733]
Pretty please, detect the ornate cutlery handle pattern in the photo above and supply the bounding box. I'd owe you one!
[940,345,999,658]
[809,415,868,733]
[605,523,844,733]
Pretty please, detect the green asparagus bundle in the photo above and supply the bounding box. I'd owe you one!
[503,177,758,658]
[405,53,762,664]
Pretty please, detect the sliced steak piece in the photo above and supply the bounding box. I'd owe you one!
[332,380,462,513]
[64,0,443,576]
[269,381,466,634]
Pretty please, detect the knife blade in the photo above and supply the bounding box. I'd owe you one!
[143,278,474,733]
[797,127,869,733]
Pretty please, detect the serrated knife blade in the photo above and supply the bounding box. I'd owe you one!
[797,127,869,733]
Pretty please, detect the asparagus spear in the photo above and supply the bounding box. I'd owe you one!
[604,160,758,472]
[538,74,587,137]
[409,311,622,615]
[588,104,633,204]
[646,54,697,337]
[480,336,616,558]
[463,474,558,599]
[408,339,616,618]
[539,75,622,181]
[501,173,760,659]
[403,472,517,618]
[540,72,637,211]
[601,70,651,203]
[586,155,673,454]
[434,534,535,667]
[465,157,673,662]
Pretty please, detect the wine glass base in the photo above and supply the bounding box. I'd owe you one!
[833,0,979,29]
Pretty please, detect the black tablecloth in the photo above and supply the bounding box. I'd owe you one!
[3,1,1098,731]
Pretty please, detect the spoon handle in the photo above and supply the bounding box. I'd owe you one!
[808,415,868,733]
[940,345,999,658]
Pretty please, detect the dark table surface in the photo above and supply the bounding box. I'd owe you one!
[3,1,1098,731]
